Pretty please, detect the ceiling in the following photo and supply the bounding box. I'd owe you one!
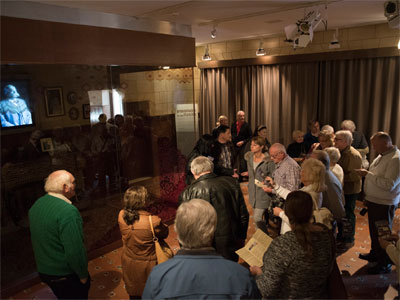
[31,0,389,44]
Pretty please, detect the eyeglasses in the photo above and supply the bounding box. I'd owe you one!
[270,151,283,159]
[334,137,343,141]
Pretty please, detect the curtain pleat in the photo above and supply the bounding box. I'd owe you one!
[318,57,400,155]
[200,56,399,148]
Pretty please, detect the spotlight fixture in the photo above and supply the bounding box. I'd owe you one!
[284,9,324,48]
[384,1,400,28]
[398,39,400,49]
[162,66,170,70]
[329,28,340,49]
[211,26,217,39]
[256,40,266,56]
[202,45,211,61]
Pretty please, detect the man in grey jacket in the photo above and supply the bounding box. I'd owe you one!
[143,199,260,299]
[310,150,345,222]
[355,132,400,274]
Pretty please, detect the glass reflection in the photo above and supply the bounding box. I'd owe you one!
[1,64,195,288]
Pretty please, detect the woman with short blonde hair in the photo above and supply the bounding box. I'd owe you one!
[267,158,327,234]
[287,130,307,162]
[324,147,344,186]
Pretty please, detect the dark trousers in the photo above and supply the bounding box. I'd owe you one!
[366,200,397,266]
[39,273,91,299]
[337,193,358,242]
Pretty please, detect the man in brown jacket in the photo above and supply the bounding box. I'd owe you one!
[335,130,362,248]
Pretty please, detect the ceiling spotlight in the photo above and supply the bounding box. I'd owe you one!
[162,66,170,70]
[384,1,400,28]
[202,45,211,61]
[211,26,217,39]
[284,9,324,49]
[256,40,266,56]
[329,28,340,49]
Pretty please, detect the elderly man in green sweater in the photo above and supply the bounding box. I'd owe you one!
[29,170,90,299]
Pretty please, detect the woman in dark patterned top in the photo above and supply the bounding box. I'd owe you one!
[250,191,334,299]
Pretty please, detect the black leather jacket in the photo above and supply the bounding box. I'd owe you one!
[179,173,249,261]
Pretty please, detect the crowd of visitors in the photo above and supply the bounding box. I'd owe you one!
[28,111,399,299]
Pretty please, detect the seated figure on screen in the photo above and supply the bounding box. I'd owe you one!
[0,84,32,127]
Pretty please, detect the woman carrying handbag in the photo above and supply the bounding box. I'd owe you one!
[118,186,169,299]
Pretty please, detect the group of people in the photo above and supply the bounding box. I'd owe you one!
[28,111,399,299]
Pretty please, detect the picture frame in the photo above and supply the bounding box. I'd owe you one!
[40,137,54,152]
[82,104,90,119]
[67,91,78,105]
[45,87,64,117]
[69,107,79,120]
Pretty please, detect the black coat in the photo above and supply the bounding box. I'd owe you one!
[185,134,214,184]
[179,173,249,261]
[208,141,235,176]
[231,121,252,147]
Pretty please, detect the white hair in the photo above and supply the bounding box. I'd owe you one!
[335,130,353,145]
[324,147,341,164]
[44,170,73,193]
[191,156,214,176]
[321,125,334,134]
[341,120,356,132]
[175,199,217,249]
[270,143,287,154]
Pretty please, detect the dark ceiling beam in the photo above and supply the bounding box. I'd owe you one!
[197,47,400,68]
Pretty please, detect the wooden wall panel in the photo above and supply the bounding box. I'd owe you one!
[1,16,196,67]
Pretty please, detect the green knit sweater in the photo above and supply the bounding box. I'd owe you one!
[29,194,88,278]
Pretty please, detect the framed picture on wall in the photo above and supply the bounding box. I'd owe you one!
[45,87,64,117]
[82,104,90,119]
[40,137,54,152]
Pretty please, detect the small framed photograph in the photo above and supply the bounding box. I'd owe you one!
[67,92,78,105]
[40,137,54,152]
[82,104,90,119]
[45,87,64,117]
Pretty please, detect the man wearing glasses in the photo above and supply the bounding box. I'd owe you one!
[263,143,301,194]
[262,144,301,234]
[334,130,362,249]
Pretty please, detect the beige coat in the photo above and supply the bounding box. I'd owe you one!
[118,210,169,296]
[338,146,362,195]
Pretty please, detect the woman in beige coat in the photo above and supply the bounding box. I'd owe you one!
[118,186,169,299]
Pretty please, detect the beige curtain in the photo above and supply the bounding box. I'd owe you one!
[200,56,399,148]
[318,56,400,154]
[200,63,319,146]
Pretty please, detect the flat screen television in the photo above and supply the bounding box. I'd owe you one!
[0,80,35,129]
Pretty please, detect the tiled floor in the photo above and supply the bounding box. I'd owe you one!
[9,183,400,299]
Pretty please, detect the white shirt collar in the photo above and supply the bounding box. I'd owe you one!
[48,192,72,204]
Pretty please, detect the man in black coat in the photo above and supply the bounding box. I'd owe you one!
[179,156,249,262]
[231,110,252,175]
[208,125,238,178]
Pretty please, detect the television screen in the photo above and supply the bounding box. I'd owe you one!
[0,80,34,128]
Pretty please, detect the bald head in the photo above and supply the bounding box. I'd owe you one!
[371,132,393,154]
[44,170,76,199]
[310,150,330,170]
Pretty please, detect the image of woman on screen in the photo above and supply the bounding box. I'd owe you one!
[0,84,32,127]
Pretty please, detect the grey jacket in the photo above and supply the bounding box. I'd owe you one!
[244,151,275,209]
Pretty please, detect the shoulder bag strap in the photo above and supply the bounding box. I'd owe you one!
[148,215,158,241]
